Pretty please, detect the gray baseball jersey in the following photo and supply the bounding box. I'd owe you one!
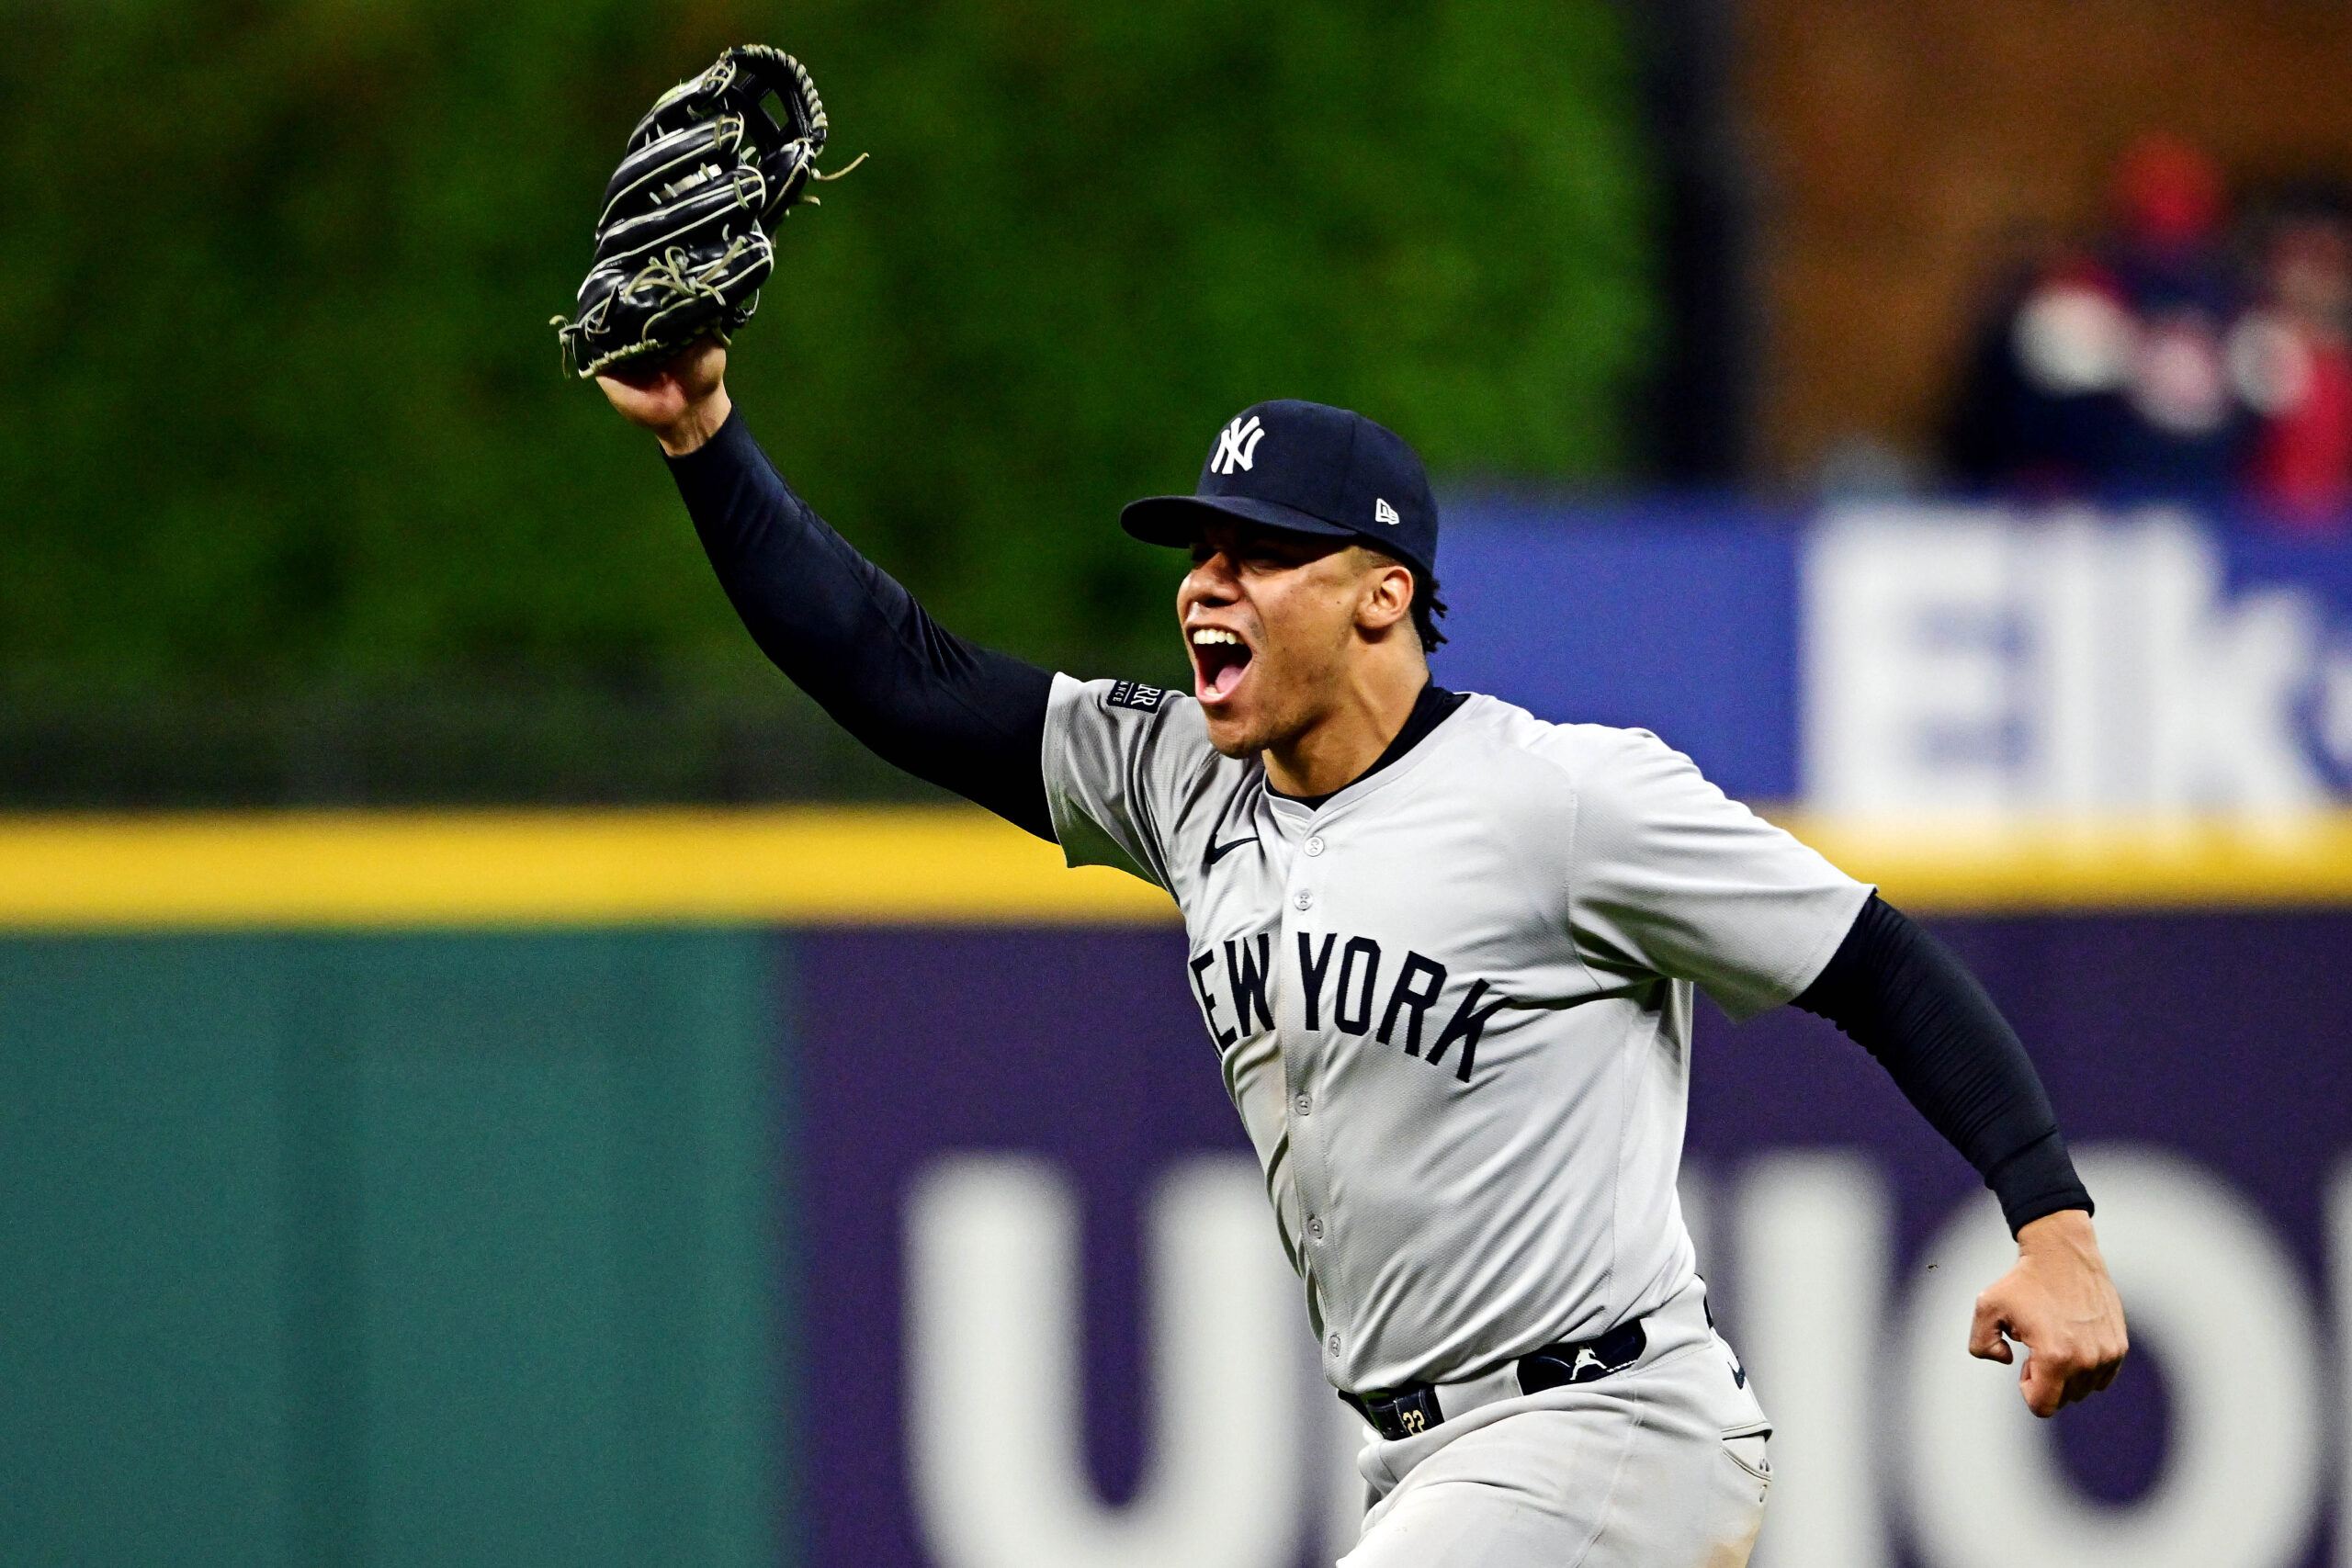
[1044,675,1871,1395]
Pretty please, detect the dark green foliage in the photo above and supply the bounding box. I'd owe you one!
[0,0,1652,698]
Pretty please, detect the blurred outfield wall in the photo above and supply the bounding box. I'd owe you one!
[2,810,2348,1568]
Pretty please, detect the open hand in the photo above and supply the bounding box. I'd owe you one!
[595,336,731,456]
[1970,1208,2128,1416]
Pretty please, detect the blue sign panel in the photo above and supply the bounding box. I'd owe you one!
[1437,501,1803,800]
[1437,498,2352,810]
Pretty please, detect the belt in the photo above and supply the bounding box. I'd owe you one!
[1340,1317,1649,1441]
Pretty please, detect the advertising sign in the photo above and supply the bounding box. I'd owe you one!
[1439,502,2352,811]
[797,917,2351,1568]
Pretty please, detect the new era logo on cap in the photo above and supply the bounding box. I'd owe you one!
[1210,415,1266,476]
[1374,498,1401,525]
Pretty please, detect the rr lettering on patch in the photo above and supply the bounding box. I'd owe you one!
[1107,681,1167,712]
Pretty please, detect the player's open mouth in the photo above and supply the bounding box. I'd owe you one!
[1190,626,1253,702]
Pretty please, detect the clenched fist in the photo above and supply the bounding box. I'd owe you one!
[1970,1208,2129,1416]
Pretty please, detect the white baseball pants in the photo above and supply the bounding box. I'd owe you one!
[1338,1285,1771,1568]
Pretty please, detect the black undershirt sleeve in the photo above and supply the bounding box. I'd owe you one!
[665,409,1057,840]
[1793,893,2094,1235]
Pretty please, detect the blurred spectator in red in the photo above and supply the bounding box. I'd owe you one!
[1947,134,2255,504]
[2233,186,2352,530]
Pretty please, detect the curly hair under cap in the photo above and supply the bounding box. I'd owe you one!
[1362,547,1448,653]
[1409,570,1449,653]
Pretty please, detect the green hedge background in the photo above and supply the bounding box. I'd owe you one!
[0,0,1654,796]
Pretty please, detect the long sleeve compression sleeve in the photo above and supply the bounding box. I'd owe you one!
[666,409,1056,839]
[1793,894,2094,1235]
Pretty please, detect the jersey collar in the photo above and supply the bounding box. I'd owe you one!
[1265,682,1471,819]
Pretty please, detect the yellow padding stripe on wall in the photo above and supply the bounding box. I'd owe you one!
[0,807,1176,930]
[1781,812,2352,913]
[2,807,2351,930]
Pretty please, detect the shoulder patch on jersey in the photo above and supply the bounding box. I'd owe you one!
[1105,680,1168,713]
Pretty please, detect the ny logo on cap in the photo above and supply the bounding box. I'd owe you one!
[1210,414,1266,476]
[1374,498,1401,525]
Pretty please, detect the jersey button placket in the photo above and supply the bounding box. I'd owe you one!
[1299,1089,1324,1245]
[1281,811,1342,1371]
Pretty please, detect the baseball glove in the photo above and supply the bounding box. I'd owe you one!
[553,45,855,379]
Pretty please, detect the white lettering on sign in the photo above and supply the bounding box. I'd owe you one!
[905,1154,1302,1568]
[1739,1154,1894,1568]
[897,1146,2348,1568]
[1901,1146,2326,1568]
[1804,508,2328,815]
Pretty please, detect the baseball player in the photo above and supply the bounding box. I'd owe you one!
[562,53,2123,1564]
[597,340,2127,1565]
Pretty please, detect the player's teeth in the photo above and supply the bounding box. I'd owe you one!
[1191,629,1239,646]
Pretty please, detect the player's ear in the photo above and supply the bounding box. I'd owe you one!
[1355,554,1416,635]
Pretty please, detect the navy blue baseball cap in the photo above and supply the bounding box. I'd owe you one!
[1119,400,1440,582]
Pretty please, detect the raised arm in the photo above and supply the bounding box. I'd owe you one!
[1794,894,2128,1415]
[598,340,1055,838]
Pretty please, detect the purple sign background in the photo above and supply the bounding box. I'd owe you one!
[797,930,1253,1567]
[795,913,2352,1568]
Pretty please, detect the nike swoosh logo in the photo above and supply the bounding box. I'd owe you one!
[1203,835,1259,869]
